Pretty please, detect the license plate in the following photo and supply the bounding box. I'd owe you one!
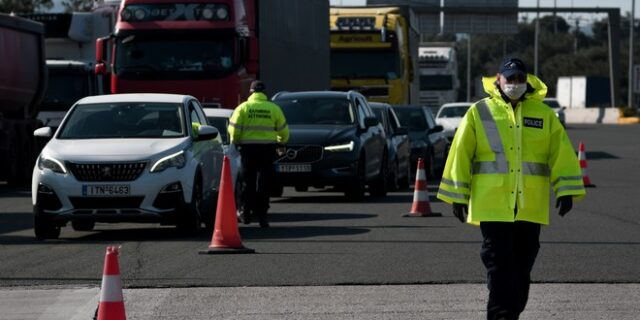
[82,185,130,196]
[278,164,312,173]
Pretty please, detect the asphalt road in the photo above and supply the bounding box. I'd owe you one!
[1,124,639,288]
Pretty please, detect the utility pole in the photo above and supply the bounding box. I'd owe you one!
[534,0,540,76]
[554,0,557,34]
[629,0,635,109]
[467,34,471,102]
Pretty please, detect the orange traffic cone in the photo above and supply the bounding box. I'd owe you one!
[97,246,126,320]
[404,158,441,217]
[578,142,596,188]
[200,156,255,254]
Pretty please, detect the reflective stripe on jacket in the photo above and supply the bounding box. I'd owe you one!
[228,92,289,145]
[436,74,585,225]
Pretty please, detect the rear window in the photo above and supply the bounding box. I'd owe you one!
[276,98,355,125]
[437,106,470,118]
[393,108,427,131]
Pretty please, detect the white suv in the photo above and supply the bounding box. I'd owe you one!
[32,94,224,239]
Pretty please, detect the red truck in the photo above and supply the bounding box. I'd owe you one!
[0,14,47,186]
[95,0,330,108]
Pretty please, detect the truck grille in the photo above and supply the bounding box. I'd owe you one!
[278,146,323,163]
[68,162,147,182]
[69,196,144,209]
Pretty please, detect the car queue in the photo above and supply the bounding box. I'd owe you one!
[31,90,453,239]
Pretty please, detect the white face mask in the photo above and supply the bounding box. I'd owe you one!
[501,83,527,100]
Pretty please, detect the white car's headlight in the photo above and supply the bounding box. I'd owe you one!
[150,150,186,173]
[324,141,354,152]
[38,156,67,174]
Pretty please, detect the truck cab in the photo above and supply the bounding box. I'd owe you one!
[329,6,419,105]
[418,44,460,110]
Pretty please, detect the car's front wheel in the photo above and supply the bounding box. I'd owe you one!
[369,151,388,197]
[177,179,202,235]
[345,157,366,201]
[33,206,60,240]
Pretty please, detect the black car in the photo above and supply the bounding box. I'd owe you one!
[369,102,411,190]
[272,91,388,200]
[392,105,448,179]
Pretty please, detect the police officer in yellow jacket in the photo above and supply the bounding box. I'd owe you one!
[229,80,289,228]
[437,58,585,320]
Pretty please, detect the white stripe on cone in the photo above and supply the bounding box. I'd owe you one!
[100,275,123,302]
[413,191,429,202]
[416,169,426,181]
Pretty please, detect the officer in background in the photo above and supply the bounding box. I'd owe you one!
[437,58,586,320]
[228,80,289,228]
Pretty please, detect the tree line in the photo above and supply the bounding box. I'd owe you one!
[428,14,639,105]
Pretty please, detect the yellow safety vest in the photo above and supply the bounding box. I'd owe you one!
[228,92,289,145]
[437,74,586,225]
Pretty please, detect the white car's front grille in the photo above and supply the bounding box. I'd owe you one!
[67,162,147,182]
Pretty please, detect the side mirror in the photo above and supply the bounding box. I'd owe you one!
[34,127,53,138]
[428,125,444,134]
[364,116,379,128]
[196,125,219,141]
[394,126,408,135]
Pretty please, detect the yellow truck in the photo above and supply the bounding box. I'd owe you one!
[330,6,419,105]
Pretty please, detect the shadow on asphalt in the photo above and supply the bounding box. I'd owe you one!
[269,212,376,222]
[0,185,30,198]
[0,212,33,235]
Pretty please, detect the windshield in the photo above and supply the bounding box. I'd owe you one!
[277,98,355,125]
[207,116,229,144]
[115,34,235,80]
[58,103,186,139]
[420,75,454,90]
[331,50,401,79]
[438,106,470,118]
[42,71,92,111]
[393,108,427,131]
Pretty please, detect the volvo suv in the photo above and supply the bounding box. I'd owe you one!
[272,91,387,200]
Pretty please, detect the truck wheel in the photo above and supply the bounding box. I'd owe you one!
[369,152,388,197]
[71,221,95,231]
[33,207,60,240]
[177,179,202,235]
[345,157,365,201]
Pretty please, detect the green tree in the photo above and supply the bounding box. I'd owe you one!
[61,0,94,12]
[0,0,53,13]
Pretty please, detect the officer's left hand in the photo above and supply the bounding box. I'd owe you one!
[556,196,573,217]
[276,146,286,157]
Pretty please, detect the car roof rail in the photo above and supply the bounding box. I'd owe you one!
[272,91,288,100]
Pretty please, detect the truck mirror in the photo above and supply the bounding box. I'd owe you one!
[95,63,107,75]
[96,37,105,62]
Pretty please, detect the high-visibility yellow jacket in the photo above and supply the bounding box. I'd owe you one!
[436,74,585,225]
[228,92,289,145]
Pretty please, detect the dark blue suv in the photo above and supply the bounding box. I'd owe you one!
[272,91,388,200]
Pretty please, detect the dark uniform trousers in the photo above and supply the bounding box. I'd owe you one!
[480,221,541,320]
[238,144,277,219]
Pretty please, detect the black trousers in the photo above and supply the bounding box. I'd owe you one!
[480,221,541,320]
[238,144,277,218]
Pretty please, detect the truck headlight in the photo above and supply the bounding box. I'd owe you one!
[324,141,354,152]
[150,150,186,173]
[38,156,67,174]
